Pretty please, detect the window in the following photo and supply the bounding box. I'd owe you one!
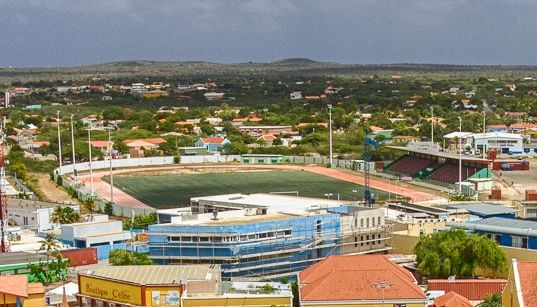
[377,216,381,225]
[360,235,364,246]
[372,218,376,227]
[527,208,537,219]
[377,233,382,245]
[82,297,91,307]
[492,234,501,244]
[366,218,370,228]
[23,216,28,225]
[366,235,370,245]
[284,229,292,236]
[512,236,527,248]
[96,300,104,307]
[354,236,358,248]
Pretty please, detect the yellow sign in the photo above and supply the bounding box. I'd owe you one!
[80,276,142,305]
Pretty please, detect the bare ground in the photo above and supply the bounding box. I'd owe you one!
[31,172,78,204]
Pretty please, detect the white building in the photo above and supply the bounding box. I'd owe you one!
[4,91,10,108]
[131,83,147,95]
[469,132,524,155]
[290,91,303,100]
[7,199,80,233]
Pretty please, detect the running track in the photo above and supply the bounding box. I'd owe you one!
[76,164,445,209]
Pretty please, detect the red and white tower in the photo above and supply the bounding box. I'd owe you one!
[0,116,9,253]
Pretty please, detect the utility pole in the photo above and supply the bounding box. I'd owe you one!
[107,127,114,204]
[458,116,462,194]
[70,114,77,183]
[87,126,94,196]
[328,104,333,167]
[56,111,63,175]
[430,105,434,147]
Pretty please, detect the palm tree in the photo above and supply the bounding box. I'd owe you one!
[82,198,96,221]
[38,233,61,282]
[51,206,81,224]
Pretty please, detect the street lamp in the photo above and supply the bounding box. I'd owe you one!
[324,193,333,200]
[371,281,393,307]
[430,105,434,147]
[327,104,333,167]
[70,114,77,183]
[56,111,63,175]
[86,125,94,196]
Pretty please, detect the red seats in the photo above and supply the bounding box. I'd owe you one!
[387,156,435,176]
[427,164,481,183]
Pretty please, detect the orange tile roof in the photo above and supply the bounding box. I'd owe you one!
[27,283,45,295]
[258,134,277,141]
[87,140,110,148]
[427,279,506,300]
[434,291,472,307]
[200,137,226,144]
[124,138,166,145]
[0,275,28,297]
[517,261,537,306]
[369,125,385,131]
[299,254,425,302]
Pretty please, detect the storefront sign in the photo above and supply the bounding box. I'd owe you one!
[80,276,142,305]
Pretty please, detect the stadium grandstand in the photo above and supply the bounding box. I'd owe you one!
[384,146,491,190]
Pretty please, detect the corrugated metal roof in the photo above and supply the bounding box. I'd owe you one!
[447,203,517,216]
[81,265,220,285]
[428,279,506,300]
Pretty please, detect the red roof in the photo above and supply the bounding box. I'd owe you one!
[257,134,276,141]
[199,137,226,144]
[517,261,537,305]
[427,279,506,300]
[434,291,472,307]
[0,275,29,297]
[124,138,166,145]
[88,140,110,148]
[299,254,425,302]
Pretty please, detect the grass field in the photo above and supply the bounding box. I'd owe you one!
[108,170,390,208]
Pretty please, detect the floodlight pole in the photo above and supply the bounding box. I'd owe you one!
[430,106,434,147]
[87,126,94,196]
[56,111,63,175]
[328,104,333,167]
[482,110,486,159]
[458,117,462,193]
[107,127,114,204]
[70,114,77,183]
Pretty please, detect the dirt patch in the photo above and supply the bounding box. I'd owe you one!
[31,172,78,204]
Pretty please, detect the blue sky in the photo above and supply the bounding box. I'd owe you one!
[2,0,537,67]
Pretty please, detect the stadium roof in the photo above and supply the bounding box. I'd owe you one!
[446,203,518,216]
[388,146,491,163]
[448,217,537,236]
[80,265,220,285]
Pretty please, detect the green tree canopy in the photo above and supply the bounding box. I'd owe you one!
[414,229,507,278]
[51,206,81,224]
[109,249,153,266]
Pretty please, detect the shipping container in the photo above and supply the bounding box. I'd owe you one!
[489,188,501,200]
[61,247,98,267]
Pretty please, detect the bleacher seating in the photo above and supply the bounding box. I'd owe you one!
[427,164,482,183]
[386,155,435,176]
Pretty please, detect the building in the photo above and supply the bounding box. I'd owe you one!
[124,138,166,157]
[502,259,537,307]
[195,137,230,153]
[290,91,303,100]
[434,292,472,307]
[0,251,67,282]
[177,146,208,156]
[469,132,524,155]
[7,199,80,232]
[448,217,537,249]
[241,154,283,164]
[149,193,389,279]
[131,83,148,95]
[77,265,220,307]
[203,92,225,100]
[445,203,518,219]
[238,125,293,137]
[61,216,132,260]
[298,254,427,306]
[0,275,45,307]
[428,279,506,304]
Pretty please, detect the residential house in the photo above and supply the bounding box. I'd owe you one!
[25,140,49,154]
[502,259,537,307]
[195,137,230,152]
[298,254,427,306]
[434,292,472,307]
[238,125,293,137]
[124,138,166,157]
[290,91,303,100]
[0,276,45,307]
[428,279,506,305]
[204,92,225,100]
[505,112,526,121]
[257,134,277,146]
[88,140,111,154]
[130,83,147,95]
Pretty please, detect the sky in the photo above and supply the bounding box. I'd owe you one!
[2,0,537,67]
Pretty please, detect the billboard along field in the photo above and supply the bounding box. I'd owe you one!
[107,170,390,208]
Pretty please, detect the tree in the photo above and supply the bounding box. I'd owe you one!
[82,198,97,221]
[51,206,81,224]
[123,212,157,230]
[37,233,61,282]
[109,249,153,266]
[414,229,507,278]
[104,202,114,216]
[223,142,248,154]
[476,293,502,307]
[11,162,28,181]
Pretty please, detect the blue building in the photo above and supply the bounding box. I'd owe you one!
[149,194,388,280]
[60,216,132,260]
[448,217,537,249]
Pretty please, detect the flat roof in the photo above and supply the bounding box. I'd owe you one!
[388,146,492,163]
[385,202,448,215]
[473,217,537,229]
[7,199,77,210]
[80,265,220,285]
[446,203,518,216]
[0,251,50,266]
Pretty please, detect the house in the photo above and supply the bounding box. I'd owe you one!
[488,124,509,133]
[257,134,277,146]
[25,140,49,154]
[124,138,166,157]
[434,292,472,307]
[130,83,147,95]
[0,275,45,307]
[502,259,537,307]
[290,91,303,100]
[428,279,506,304]
[298,254,427,306]
[204,92,225,100]
[195,137,230,152]
[87,140,111,154]
[505,112,526,121]
[392,135,421,145]
[238,125,293,137]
